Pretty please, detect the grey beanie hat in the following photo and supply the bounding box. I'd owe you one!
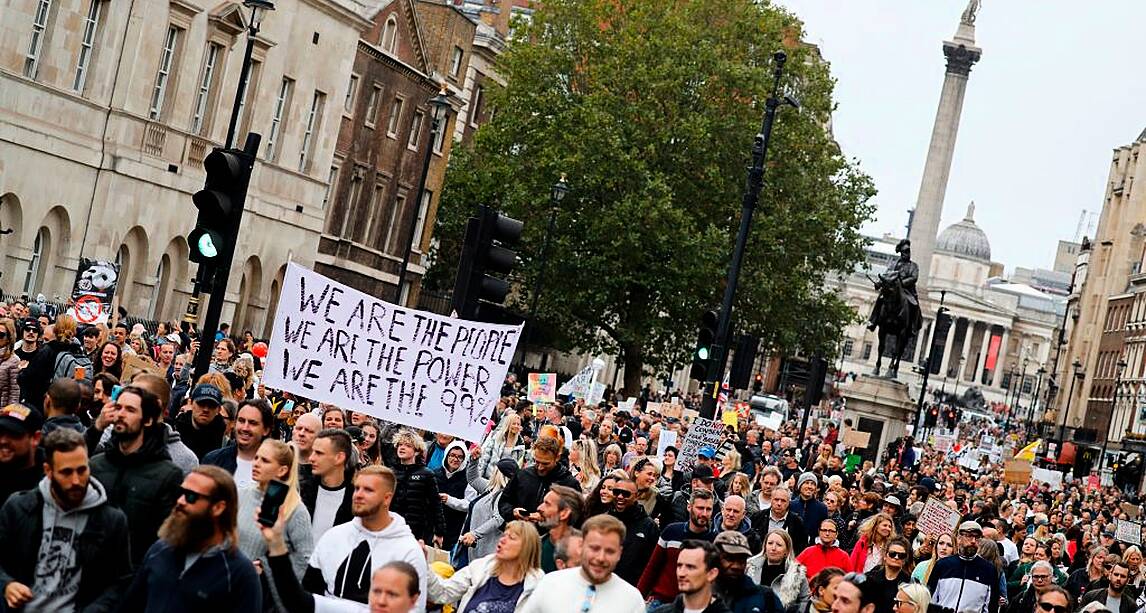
[797,471,818,490]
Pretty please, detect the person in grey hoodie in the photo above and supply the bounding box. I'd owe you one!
[0,428,131,612]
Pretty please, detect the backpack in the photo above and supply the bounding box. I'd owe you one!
[54,350,94,385]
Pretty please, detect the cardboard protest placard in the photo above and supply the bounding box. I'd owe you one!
[527,373,556,403]
[662,402,684,419]
[1116,519,1142,546]
[262,263,522,442]
[618,398,636,412]
[1122,502,1140,519]
[918,499,961,539]
[843,430,870,449]
[1004,460,1032,485]
[121,354,164,381]
[933,435,955,454]
[1031,467,1063,488]
[760,413,783,431]
[657,430,678,458]
[676,416,725,472]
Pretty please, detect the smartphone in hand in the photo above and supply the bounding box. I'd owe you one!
[258,480,290,527]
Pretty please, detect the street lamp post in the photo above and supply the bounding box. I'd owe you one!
[700,51,797,420]
[1100,357,1128,479]
[394,84,452,305]
[1030,365,1047,425]
[517,175,568,369]
[952,355,965,399]
[1058,358,1083,442]
[1004,362,1018,430]
[1017,358,1029,425]
[225,0,274,149]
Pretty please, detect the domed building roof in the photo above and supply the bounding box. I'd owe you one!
[936,201,991,261]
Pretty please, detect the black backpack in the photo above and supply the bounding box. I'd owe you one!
[54,349,94,385]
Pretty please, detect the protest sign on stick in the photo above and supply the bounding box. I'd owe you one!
[527,373,556,404]
[676,417,725,472]
[918,499,961,539]
[263,264,521,442]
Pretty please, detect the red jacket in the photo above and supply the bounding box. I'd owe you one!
[797,542,853,578]
[850,534,876,573]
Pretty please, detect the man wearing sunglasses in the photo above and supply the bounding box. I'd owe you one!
[927,521,1001,613]
[1011,561,1059,613]
[609,478,658,585]
[1080,558,1135,613]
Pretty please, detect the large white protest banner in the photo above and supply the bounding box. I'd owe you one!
[917,499,961,539]
[263,264,522,442]
[557,365,593,398]
[677,417,725,472]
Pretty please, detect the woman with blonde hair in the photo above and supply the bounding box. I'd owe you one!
[428,520,543,611]
[569,438,600,492]
[237,439,313,610]
[727,472,752,499]
[460,447,518,561]
[894,583,931,613]
[747,528,810,611]
[478,412,526,478]
[0,318,20,407]
[850,512,896,572]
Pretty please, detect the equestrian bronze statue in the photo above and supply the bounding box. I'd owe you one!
[866,238,923,380]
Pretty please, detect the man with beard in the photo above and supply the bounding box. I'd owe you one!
[500,435,580,524]
[303,465,429,609]
[928,521,1001,613]
[1080,558,1135,613]
[537,484,584,572]
[203,398,272,488]
[89,385,183,565]
[520,514,645,613]
[651,541,731,613]
[0,429,130,612]
[0,403,44,507]
[610,478,659,585]
[119,465,261,611]
[174,383,227,460]
[714,531,785,613]
[639,489,717,608]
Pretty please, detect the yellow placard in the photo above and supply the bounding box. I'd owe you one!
[721,410,739,427]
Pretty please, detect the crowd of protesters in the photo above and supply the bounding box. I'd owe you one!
[0,300,1144,612]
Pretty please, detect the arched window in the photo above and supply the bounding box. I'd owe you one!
[381,15,398,53]
[22,227,47,294]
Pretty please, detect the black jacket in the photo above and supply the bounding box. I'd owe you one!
[391,461,445,543]
[17,338,73,410]
[651,594,733,613]
[434,458,470,549]
[611,504,660,585]
[0,484,131,612]
[498,462,581,524]
[202,443,240,474]
[1079,587,1136,613]
[173,410,226,460]
[89,426,183,565]
[0,448,43,508]
[300,470,354,531]
[119,538,262,612]
[750,510,808,553]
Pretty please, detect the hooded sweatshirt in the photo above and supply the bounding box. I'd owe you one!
[303,514,430,612]
[26,475,107,611]
[434,440,471,550]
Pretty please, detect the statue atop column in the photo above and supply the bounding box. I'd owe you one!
[866,238,923,379]
[961,0,981,26]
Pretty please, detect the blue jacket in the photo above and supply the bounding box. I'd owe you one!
[790,496,828,540]
[119,539,261,612]
[717,574,785,613]
[202,443,239,474]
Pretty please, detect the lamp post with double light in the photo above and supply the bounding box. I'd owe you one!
[225,0,274,149]
[1100,357,1128,479]
[518,174,568,369]
[1058,358,1083,443]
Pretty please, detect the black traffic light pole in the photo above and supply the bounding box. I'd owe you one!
[700,51,794,421]
[451,205,523,321]
[914,291,948,436]
[191,133,260,380]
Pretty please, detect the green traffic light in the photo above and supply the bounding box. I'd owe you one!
[697,347,709,360]
[197,233,218,258]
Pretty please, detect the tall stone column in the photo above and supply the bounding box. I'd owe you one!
[992,327,1010,388]
[907,11,982,284]
[958,320,974,380]
[940,317,959,376]
[974,324,990,385]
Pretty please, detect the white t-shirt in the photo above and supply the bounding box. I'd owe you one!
[312,484,346,543]
[518,568,644,613]
[234,456,254,488]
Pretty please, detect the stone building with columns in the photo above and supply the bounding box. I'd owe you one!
[835,202,1063,412]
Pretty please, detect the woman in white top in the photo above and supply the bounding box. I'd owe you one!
[478,412,526,478]
[427,520,544,612]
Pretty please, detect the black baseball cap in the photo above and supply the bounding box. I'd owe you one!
[0,403,44,435]
[190,384,223,407]
[692,464,716,483]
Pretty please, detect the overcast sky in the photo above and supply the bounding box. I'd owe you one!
[774,0,1146,272]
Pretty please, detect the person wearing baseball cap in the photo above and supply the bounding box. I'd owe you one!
[173,383,226,460]
[714,530,785,613]
[928,520,1000,613]
[0,402,45,507]
[670,464,722,524]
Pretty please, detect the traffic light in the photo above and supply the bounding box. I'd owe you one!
[806,356,829,406]
[188,148,255,271]
[452,205,523,320]
[752,373,763,393]
[929,306,953,374]
[729,334,759,390]
[690,310,719,381]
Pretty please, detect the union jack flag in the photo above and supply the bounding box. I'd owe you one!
[717,372,730,409]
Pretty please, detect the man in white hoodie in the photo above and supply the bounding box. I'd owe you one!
[303,464,430,612]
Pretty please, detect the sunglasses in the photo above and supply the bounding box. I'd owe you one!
[179,487,214,505]
[894,598,917,609]
[1031,574,1051,581]
[1037,602,1068,613]
[612,488,635,499]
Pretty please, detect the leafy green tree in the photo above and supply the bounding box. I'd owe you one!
[429,0,876,393]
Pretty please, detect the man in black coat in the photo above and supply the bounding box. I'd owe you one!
[499,436,581,525]
[750,485,807,553]
[390,429,446,545]
[173,384,227,460]
[0,429,131,612]
[610,478,659,585]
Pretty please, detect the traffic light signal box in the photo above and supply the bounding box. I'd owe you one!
[452,205,524,321]
[690,310,718,381]
[189,145,256,290]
